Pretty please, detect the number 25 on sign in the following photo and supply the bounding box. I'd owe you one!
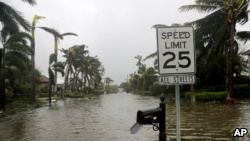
[156,26,196,75]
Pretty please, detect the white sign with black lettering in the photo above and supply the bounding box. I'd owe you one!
[158,74,195,85]
[157,26,195,74]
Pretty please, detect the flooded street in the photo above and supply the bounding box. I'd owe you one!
[0,93,250,141]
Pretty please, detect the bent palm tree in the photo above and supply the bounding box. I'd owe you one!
[52,32,77,93]
[60,44,88,98]
[30,15,45,103]
[0,0,36,112]
[48,53,64,106]
[179,0,249,100]
[0,32,32,111]
[0,0,36,38]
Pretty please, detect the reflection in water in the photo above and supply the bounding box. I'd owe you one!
[0,93,249,141]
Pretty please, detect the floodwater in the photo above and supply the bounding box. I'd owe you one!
[0,93,249,141]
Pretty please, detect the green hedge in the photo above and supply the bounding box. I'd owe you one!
[149,82,167,95]
[64,93,84,98]
[140,91,151,95]
[234,84,250,99]
[185,91,227,102]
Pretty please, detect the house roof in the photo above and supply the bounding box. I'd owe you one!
[242,49,250,55]
[38,75,49,83]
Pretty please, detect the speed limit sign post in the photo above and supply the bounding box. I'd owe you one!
[156,26,196,141]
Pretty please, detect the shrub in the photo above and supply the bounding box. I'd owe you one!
[185,91,227,102]
[234,75,250,85]
[140,91,151,95]
[94,90,104,95]
[149,82,167,95]
[64,93,84,98]
[234,84,250,99]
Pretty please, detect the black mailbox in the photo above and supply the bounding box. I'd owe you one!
[137,108,162,124]
[130,94,166,141]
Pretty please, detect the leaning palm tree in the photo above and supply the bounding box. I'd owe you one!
[30,15,45,103]
[48,53,64,106]
[52,32,77,93]
[0,32,32,111]
[0,0,36,39]
[135,55,143,69]
[179,0,249,101]
[36,27,77,93]
[60,44,88,98]
[104,77,113,86]
[0,0,36,112]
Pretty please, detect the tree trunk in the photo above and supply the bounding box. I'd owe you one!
[0,48,6,112]
[225,45,229,93]
[190,84,196,102]
[48,68,52,106]
[62,65,70,98]
[74,72,77,94]
[228,21,235,100]
[54,38,58,94]
[30,26,36,103]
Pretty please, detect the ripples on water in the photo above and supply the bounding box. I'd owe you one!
[0,93,249,141]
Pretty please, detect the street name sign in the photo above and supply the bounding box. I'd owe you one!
[158,74,195,85]
[156,26,195,75]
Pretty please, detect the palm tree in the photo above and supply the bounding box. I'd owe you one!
[0,0,36,40]
[139,66,156,91]
[0,0,36,112]
[31,17,68,102]
[30,15,45,103]
[60,44,88,98]
[36,27,77,93]
[135,55,143,69]
[79,56,103,90]
[0,32,32,111]
[53,32,77,93]
[104,77,113,87]
[48,53,64,106]
[179,0,249,101]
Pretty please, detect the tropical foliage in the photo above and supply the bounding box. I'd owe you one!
[179,0,249,100]
[0,1,106,112]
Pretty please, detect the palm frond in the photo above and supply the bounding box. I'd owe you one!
[53,68,65,77]
[52,62,64,69]
[1,21,19,42]
[37,27,63,39]
[195,0,225,7]
[61,32,78,37]
[0,2,31,31]
[5,43,31,55]
[21,0,37,5]
[49,53,56,65]
[143,52,157,61]
[236,31,250,44]
[151,24,168,29]
[6,32,32,44]
[32,15,45,24]
[179,4,218,13]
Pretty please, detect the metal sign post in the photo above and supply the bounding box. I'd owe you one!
[156,26,196,141]
[175,85,181,141]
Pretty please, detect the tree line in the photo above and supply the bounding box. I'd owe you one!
[0,0,113,111]
[121,0,250,102]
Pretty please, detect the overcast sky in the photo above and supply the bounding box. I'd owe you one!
[6,0,250,85]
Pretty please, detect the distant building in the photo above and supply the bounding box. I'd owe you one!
[38,75,49,90]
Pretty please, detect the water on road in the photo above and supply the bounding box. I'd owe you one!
[0,93,249,141]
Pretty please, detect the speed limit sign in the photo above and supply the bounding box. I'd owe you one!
[156,26,195,75]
